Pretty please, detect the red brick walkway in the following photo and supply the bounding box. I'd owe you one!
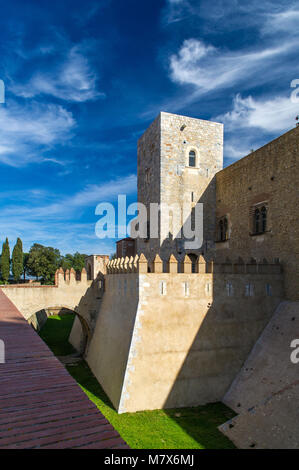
[0,289,129,449]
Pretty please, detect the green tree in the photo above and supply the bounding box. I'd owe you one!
[12,238,23,282]
[23,253,29,281]
[60,252,87,272]
[60,254,73,271]
[71,252,87,272]
[27,244,61,284]
[1,238,10,283]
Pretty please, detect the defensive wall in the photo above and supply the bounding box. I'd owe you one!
[219,301,299,449]
[1,267,104,354]
[216,126,299,301]
[82,253,284,413]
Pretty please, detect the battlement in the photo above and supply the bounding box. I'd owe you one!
[54,267,91,286]
[106,254,282,275]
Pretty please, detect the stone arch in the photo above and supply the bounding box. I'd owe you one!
[28,305,90,355]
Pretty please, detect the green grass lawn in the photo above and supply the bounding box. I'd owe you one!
[39,314,236,449]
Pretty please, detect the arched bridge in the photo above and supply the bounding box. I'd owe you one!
[0,268,104,354]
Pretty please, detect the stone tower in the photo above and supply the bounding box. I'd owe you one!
[136,112,223,265]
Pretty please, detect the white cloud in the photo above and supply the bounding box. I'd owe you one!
[0,174,137,220]
[217,93,298,133]
[11,44,104,102]
[169,38,295,94]
[162,0,193,25]
[0,100,75,166]
[0,174,137,254]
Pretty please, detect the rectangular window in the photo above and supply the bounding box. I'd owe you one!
[145,168,151,184]
[245,283,254,296]
[183,282,190,297]
[226,282,233,297]
[266,284,272,296]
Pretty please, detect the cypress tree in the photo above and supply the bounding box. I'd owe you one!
[1,238,10,283]
[12,238,23,282]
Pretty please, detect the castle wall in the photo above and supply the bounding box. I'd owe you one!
[216,126,299,300]
[137,113,161,258]
[86,256,283,413]
[0,269,103,343]
[85,255,109,280]
[86,274,139,410]
[219,301,299,449]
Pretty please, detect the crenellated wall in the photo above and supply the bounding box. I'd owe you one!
[86,253,284,413]
[216,126,299,300]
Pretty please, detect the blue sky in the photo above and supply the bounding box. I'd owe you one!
[0,0,298,255]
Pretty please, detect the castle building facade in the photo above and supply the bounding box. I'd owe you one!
[136,112,298,300]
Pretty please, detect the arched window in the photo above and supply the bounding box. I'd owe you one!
[189,150,196,167]
[224,218,228,240]
[253,206,267,234]
[219,220,224,241]
[261,206,267,233]
[218,217,228,242]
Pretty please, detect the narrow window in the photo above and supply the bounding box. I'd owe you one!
[191,192,194,202]
[189,150,196,167]
[254,208,260,234]
[218,217,228,242]
[226,282,233,297]
[160,281,167,296]
[146,221,150,241]
[191,207,196,231]
[224,218,228,240]
[145,168,151,184]
[245,283,254,297]
[183,282,190,297]
[253,205,267,234]
[266,284,272,296]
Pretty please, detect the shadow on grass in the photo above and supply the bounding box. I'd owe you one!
[40,314,236,449]
[39,314,76,356]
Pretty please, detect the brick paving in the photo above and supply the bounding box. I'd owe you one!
[0,289,129,449]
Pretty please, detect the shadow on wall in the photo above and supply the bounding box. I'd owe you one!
[69,274,105,356]
[154,178,284,413]
[145,176,217,270]
[28,307,76,332]
[163,264,283,413]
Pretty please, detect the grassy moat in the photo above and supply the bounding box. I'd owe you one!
[39,314,236,449]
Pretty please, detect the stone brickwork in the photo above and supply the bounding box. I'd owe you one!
[216,126,299,300]
[137,112,223,264]
[86,253,283,413]
[219,301,299,449]
[85,254,109,280]
[1,268,104,355]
